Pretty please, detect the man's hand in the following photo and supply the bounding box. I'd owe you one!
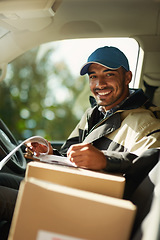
[25,140,53,157]
[67,143,107,170]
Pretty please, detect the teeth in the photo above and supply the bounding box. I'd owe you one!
[98,91,111,96]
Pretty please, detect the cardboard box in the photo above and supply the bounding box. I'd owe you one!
[25,161,125,198]
[9,177,136,240]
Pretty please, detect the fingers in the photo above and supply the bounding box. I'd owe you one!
[25,142,49,157]
[67,143,89,168]
[67,143,90,156]
[67,143,107,170]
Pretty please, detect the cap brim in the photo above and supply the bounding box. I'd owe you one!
[80,61,120,75]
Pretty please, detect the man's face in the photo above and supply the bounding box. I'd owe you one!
[88,63,132,111]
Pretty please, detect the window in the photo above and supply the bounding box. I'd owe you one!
[1,38,140,141]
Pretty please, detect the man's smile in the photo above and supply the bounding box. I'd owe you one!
[97,90,112,96]
[95,88,113,97]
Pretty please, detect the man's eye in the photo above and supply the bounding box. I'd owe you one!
[89,75,96,79]
[106,73,114,77]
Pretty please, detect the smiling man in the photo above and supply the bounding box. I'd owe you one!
[60,46,160,171]
[84,46,132,111]
[28,46,160,172]
[88,64,131,110]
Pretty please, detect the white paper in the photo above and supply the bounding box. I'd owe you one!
[39,154,76,167]
[0,135,75,170]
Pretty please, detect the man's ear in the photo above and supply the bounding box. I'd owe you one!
[125,71,132,85]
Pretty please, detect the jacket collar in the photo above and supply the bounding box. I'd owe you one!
[89,88,149,112]
[84,89,149,144]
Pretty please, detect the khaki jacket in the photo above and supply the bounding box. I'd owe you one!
[60,89,160,173]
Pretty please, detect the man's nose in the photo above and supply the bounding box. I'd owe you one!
[96,77,107,87]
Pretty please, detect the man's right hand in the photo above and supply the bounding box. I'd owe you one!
[25,140,53,157]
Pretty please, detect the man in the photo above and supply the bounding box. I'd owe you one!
[0,46,160,239]
[31,46,160,172]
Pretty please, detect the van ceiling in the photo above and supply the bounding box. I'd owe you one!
[0,0,160,87]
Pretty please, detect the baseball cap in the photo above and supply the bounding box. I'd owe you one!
[80,46,130,75]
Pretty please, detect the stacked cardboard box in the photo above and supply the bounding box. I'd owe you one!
[25,162,125,198]
[8,162,136,240]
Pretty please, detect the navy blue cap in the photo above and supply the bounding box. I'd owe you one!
[80,46,130,75]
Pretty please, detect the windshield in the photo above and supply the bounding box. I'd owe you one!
[1,38,140,141]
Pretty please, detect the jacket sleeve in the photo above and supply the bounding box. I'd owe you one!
[118,109,160,156]
[102,150,137,173]
[102,126,160,173]
[103,109,160,173]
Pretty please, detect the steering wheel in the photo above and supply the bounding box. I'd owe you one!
[0,119,26,174]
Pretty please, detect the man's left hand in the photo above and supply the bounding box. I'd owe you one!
[67,143,107,170]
